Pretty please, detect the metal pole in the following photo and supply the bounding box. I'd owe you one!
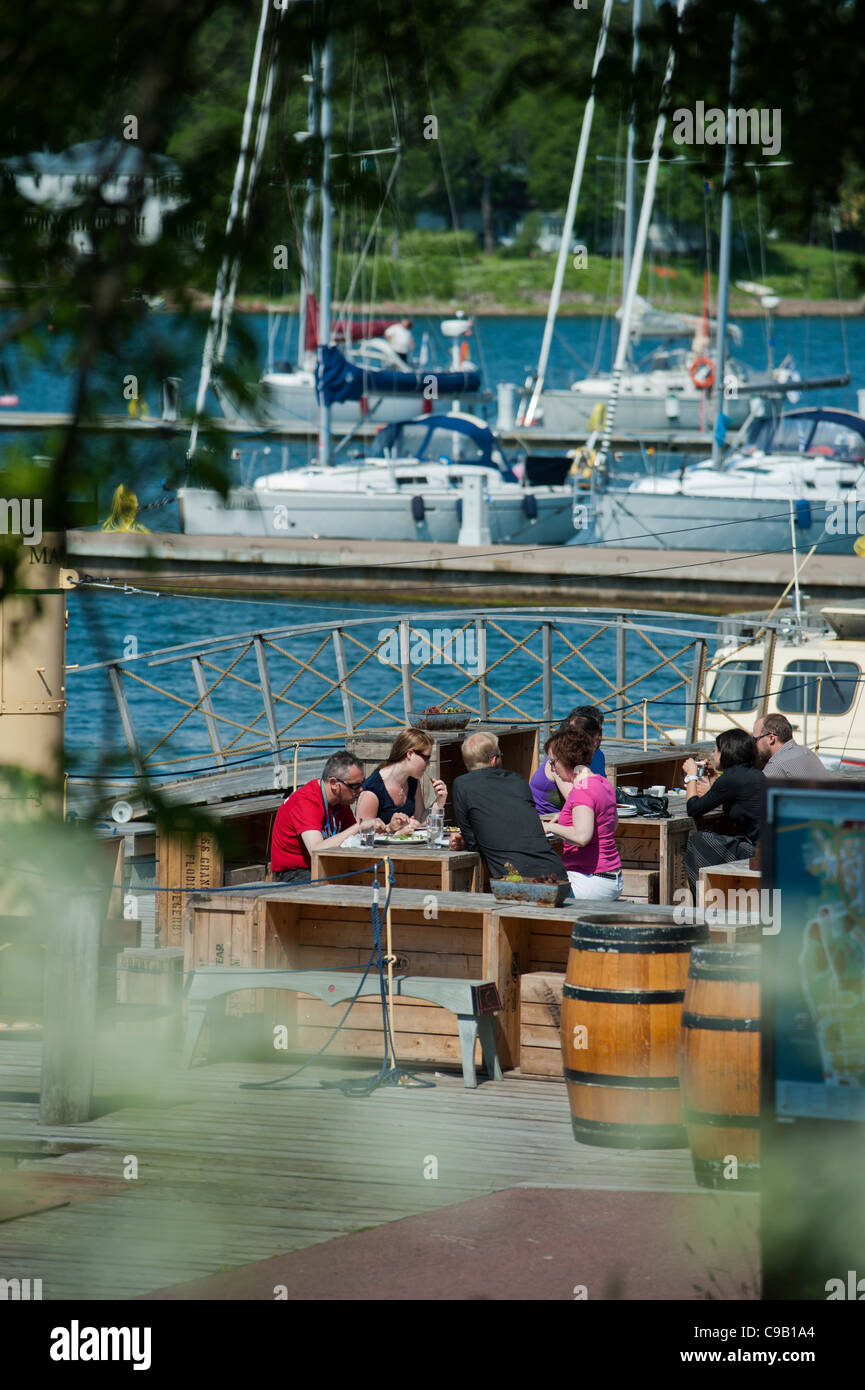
[621,0,641,313]
[253,636,283,772]
[595,0,689,474]
[711,13,741,464]
[316,29,334,467]
[399,618,413,721]
[475,618,489,722]
[331,628,355,736]
[616,616,627,739]
[542,622,554,738]
[687,638,707,743]
[191,656,227,767]
[523,0,614,425]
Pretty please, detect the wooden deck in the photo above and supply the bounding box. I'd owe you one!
[0,1024,701,1301]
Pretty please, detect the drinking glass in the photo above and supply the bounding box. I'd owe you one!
[361,825,376,848]
[427,809,444,845]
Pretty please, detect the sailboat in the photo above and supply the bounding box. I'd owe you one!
[178,5,573,544]
[519,0,783,438]
[566,9,856,552]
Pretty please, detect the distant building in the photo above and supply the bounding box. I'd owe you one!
[2,139,195,254]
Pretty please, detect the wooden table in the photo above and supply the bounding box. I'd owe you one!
[309,843,481,894]
[614,798,694,906]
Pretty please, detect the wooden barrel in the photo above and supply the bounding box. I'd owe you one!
[680,943,760,1190]
[561,907,707,1149]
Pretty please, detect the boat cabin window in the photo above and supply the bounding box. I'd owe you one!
[709,659,762,711]
[805,421,865,463]
[776,660,861,716]
[771,416,813,455]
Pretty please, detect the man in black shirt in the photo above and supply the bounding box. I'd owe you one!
[449,731,567,883]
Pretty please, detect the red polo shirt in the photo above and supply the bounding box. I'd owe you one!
[271,779,356,871]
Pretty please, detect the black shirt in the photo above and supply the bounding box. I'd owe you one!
[362,768,419,824]
[452,766,565,881]
[685,764,765,843]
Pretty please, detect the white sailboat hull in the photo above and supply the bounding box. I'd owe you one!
[535,375,760,435]
[179,484,574,545]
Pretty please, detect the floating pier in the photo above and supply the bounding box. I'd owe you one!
[66,529,865,610]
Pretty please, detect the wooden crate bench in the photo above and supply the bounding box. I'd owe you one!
[615,809,693,905]
[183,968,502,1086]
[186,886,527,1071]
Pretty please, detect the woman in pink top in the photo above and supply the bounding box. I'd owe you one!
[547,728,622,901]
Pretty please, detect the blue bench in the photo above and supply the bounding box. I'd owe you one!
[183,968,503,1088]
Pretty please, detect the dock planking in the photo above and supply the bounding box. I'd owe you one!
[0,1024,701,1301]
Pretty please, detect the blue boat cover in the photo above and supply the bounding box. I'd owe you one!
[316,345,481,406]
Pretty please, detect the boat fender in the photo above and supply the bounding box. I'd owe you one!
[795,499,812,530]
[523,493,539,520]
[689,356,716,390]
[411,495,426,524]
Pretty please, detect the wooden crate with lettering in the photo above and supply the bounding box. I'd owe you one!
[156,828,224,948]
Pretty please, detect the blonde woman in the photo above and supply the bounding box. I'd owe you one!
[356,729,448,832]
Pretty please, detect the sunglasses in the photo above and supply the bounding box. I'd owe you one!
[337,779,364,791]
[413,750,432,763]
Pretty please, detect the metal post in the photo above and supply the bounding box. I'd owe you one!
[687,639,707,743]
[316,29,334,467]
[757,631,777,719]
[41,890,101,1125]
[475,618,489,721]
[331,628,355,736]
[108,664,145,779]
[191,656,226,767]
[815,676,822,752]
[616,617,627,739]
[399,618,413,722]
[542,622,554,737]
[253,636,283,772]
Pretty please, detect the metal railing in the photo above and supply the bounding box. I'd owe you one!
[70,606,738,785]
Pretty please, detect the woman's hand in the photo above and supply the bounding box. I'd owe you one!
[387,812,413,833]
[358,816,386,833]
[431,778,447,807]
[682,758,698,778]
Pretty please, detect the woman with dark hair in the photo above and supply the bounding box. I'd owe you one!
[530,711,605,814]
[547,727,622,901]
[356,728,448,832]
[682,730,765,901]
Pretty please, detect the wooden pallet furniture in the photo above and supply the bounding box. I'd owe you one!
[182,967,502,1087]
[309,844,481,894]
[615,803,694,906]
[185,886,528,1072]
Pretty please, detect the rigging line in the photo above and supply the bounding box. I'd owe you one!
[335,151,402,328]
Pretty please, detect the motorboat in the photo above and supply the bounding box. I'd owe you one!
[178,412,575,544]
[568,406,865,552]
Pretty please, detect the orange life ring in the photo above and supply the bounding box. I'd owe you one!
[689,356,716,390]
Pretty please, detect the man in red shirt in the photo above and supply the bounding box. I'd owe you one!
[271,749,386,884]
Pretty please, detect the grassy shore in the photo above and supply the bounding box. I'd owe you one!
[245,233,864,317]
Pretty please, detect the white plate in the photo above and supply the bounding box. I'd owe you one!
[616,806,638,817]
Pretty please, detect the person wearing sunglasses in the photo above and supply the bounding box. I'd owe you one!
[357,728,448,833]
[270,749,386,883]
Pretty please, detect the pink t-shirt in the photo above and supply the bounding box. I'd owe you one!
[558,773,621,875]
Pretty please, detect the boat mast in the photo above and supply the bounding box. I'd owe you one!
[711,12,741,466]
[523,0,614,426]
[297,47,321,368]
[187,0,276,461]
[620,0,641,341]
[317,26,334,467]
[593,0,688,476]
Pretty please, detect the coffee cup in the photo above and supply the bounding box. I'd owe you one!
[648,784,665,797]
